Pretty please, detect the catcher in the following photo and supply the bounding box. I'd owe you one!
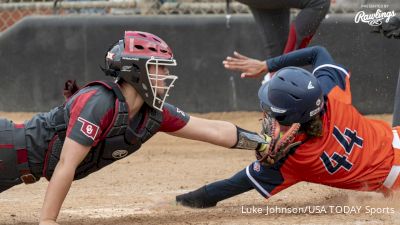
[176,45,400,208]
[0,31,268,225]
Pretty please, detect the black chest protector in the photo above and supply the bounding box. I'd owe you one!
[43,81,163,181]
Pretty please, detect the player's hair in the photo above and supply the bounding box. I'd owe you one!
[300,114,323,137]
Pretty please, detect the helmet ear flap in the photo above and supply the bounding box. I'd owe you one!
[119,58,144,84]
[105,38,146,84]
[132,63,141,82]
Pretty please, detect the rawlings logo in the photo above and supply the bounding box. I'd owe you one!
[77,117,99,141]
[354,9,396,26]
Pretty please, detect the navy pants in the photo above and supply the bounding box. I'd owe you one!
[204,168,254,202]
[203,160,287,202]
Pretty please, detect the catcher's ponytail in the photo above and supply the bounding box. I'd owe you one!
[63,80,80,100]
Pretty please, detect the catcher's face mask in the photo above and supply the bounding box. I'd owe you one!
[146,57,178,111]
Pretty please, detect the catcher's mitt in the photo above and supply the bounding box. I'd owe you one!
[256,115,301,167]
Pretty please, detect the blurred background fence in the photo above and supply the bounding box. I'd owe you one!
[0,0,385,32]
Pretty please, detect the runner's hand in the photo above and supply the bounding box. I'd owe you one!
[223,51,268,78]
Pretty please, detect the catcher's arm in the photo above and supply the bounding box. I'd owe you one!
[40,138,90,225]
[170,116,266,150]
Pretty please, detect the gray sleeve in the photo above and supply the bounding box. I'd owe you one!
[65,87,115,147]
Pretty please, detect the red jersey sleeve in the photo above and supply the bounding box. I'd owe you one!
[65,86,115,147]
[159,103,190,132]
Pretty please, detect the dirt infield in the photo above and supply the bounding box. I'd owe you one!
[1,112,399,225]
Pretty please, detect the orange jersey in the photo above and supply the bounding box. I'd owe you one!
[245,64,396,198]
[280,97,393,191]
[274,66,394,195]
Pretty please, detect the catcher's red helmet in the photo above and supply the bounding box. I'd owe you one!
[103,31,177,111]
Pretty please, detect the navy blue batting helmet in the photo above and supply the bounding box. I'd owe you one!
[258,66,324,125]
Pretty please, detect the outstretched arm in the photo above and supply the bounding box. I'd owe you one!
[223,51,268,78]
[223,46,335,78]
[160,103,266,150]
[266,46,334,72]
[39,138,90,225]
[223,46,348,96]
[169,116,237,148]
[170,115,266,151]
